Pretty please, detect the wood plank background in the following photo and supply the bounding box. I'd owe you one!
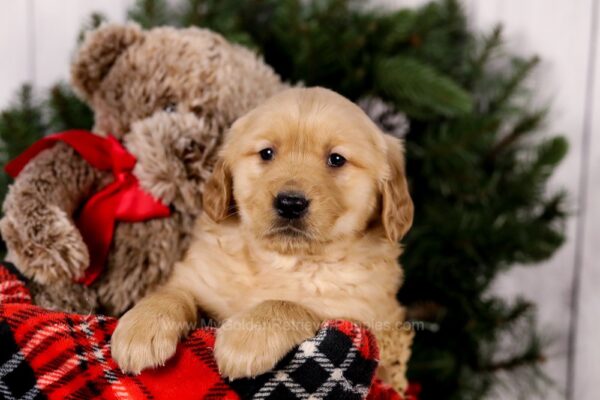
[0,1,597,398]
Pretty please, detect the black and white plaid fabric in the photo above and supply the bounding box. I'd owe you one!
[0,322,44,400]
[229,321,378,399]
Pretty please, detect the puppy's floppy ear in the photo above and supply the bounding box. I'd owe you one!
[379,135,414,242]
[202,158,234,222]
[71,23,143,101]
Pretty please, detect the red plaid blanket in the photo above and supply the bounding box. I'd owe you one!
[0,263,416,400]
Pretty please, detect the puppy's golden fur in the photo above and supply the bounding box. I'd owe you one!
[111,87,414,392]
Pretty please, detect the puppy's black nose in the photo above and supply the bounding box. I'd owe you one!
[274,192,309,219]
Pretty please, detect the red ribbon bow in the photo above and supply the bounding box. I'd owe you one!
[5,130,171,286]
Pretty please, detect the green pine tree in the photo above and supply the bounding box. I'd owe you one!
[0,1,567,398]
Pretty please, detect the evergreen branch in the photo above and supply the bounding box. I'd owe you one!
[489,56,540,112]
[46,83,93,131]
[533,136,569,171]
[498,300,533,326]
[0,85,46,158]
[77,13,107,44]
[488,108,547,160]
[128,0,172,28]
[540,192,568,221]
[479,351,545,373]
[467,24,503,88]
[476,25,503,68]
[378,9,418,52]
[374,56,473,117]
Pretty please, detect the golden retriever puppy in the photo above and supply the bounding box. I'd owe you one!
[111,87,414,392]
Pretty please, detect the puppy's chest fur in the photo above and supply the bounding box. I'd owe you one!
[174,215,405,325]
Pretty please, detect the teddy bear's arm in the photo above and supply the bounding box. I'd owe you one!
[1,143,100,284]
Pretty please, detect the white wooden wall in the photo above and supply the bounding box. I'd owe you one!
[0,0,133,107]
[468,3,599,399]
[0,1,598,399]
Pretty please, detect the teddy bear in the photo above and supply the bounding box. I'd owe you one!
[0,23,286,316]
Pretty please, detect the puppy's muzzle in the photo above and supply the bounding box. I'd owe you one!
[274,191,309,220]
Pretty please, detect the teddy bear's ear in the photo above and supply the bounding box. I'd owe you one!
[71,23,143,101]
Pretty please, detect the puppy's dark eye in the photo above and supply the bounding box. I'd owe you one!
[259,148,275,161]
[328,153,346,168]
[164,102,177,113]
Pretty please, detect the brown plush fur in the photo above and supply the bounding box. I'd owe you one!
[111,87,414,393]
[0,23,286,315]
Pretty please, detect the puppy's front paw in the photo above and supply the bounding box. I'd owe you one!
[111,307,180,374]
[214,306,318,379]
